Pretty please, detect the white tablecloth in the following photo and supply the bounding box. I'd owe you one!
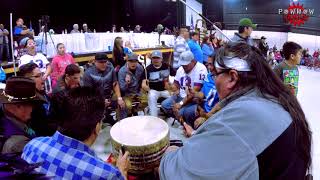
[37,33,175,58]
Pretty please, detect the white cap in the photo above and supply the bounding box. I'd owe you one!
[179,51,194,66]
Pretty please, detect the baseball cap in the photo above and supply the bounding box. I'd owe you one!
[128,53,139,61]
[239,18,257,29]
[151,50,163,59]
[179,51,194,66]
[95,53,108,62]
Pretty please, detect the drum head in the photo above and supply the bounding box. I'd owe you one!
[110,116,169,146]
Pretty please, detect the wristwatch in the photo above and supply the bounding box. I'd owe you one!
[179,101,184,106]
[118,97,123,101]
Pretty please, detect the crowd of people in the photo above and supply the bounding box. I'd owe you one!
[0,17,313,179]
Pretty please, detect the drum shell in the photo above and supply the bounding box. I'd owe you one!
[111,131,170,174]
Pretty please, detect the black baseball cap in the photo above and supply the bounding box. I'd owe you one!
[95,53,108,62]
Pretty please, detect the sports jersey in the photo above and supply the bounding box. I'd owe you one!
[174,62,207,98]
[19,53,50,73]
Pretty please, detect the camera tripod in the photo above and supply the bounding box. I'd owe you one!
[39,17,55,56]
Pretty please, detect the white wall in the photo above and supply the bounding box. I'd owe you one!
[186,0,203,28]
[222,30,320,53]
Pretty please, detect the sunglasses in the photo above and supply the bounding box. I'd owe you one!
[211,69,231,79]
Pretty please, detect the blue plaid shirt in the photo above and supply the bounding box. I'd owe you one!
[21,131,124,180]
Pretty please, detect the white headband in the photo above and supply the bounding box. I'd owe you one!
[215,56,252,72]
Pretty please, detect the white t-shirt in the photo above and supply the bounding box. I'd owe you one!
[19,53,50,73]
[174,62,208,98]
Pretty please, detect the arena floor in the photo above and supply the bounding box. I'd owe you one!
[92,66,320,179]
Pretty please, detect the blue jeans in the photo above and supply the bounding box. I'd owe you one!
[161,95,198,127]
[0,44,10,62]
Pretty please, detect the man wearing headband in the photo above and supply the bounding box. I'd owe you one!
[231,18,256,46]
[160,42,311,179]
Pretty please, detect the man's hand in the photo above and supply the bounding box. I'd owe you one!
[116,151,130,178]
[165,145,179,154]
[117,97,125,109]
[198,107,207,117]
[194,117,207,129]
[183,122,194,137]
[125,74,131,85]
[142,80,150,92]
[173,103,182,114]
[105,99,111,107]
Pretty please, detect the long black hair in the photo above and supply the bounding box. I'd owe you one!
[215,42,312,168]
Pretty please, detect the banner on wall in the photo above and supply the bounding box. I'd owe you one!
[186,0,203,29]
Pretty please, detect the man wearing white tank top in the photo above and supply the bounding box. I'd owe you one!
[161,51,207,127]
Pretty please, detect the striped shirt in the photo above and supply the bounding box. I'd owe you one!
[173,36,190,69]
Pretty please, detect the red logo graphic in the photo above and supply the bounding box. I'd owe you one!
[284,3,309,26]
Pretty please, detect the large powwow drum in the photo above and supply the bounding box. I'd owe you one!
[110,116,170,174]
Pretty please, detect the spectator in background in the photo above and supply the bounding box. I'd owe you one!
[13,18,34,46]
[274,50,283,63]
[111,25,117,33]
[51,43,76,88]
[312,49,319,59]
[70,24,80,34]
[267,51,276,67]
[0,24,10,63]
[18,63,55,137]
[124,41,133,55]
[19,38,52,94]
[231,18,256,46]
[120,27,127,33]
[274,42,302,96]
[173,27,190,75]
[201,36,214,64]
[112,37,126,72]
[82,23,92,33]
[273,45,277,52]
[210,34,220,51]
[188,31,204,64]
[258,36,269,58]
[134,25,142,33]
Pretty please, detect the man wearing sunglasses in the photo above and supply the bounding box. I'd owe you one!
[18,63,54,137]
[160,42,311,180]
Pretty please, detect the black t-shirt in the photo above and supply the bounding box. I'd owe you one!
[146,63,170,91]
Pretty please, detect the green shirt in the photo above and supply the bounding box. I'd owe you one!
[274,61,299,96]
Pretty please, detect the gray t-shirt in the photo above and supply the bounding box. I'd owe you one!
[118,63,145,96]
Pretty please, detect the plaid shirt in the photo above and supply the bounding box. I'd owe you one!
[21,131,124,180]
